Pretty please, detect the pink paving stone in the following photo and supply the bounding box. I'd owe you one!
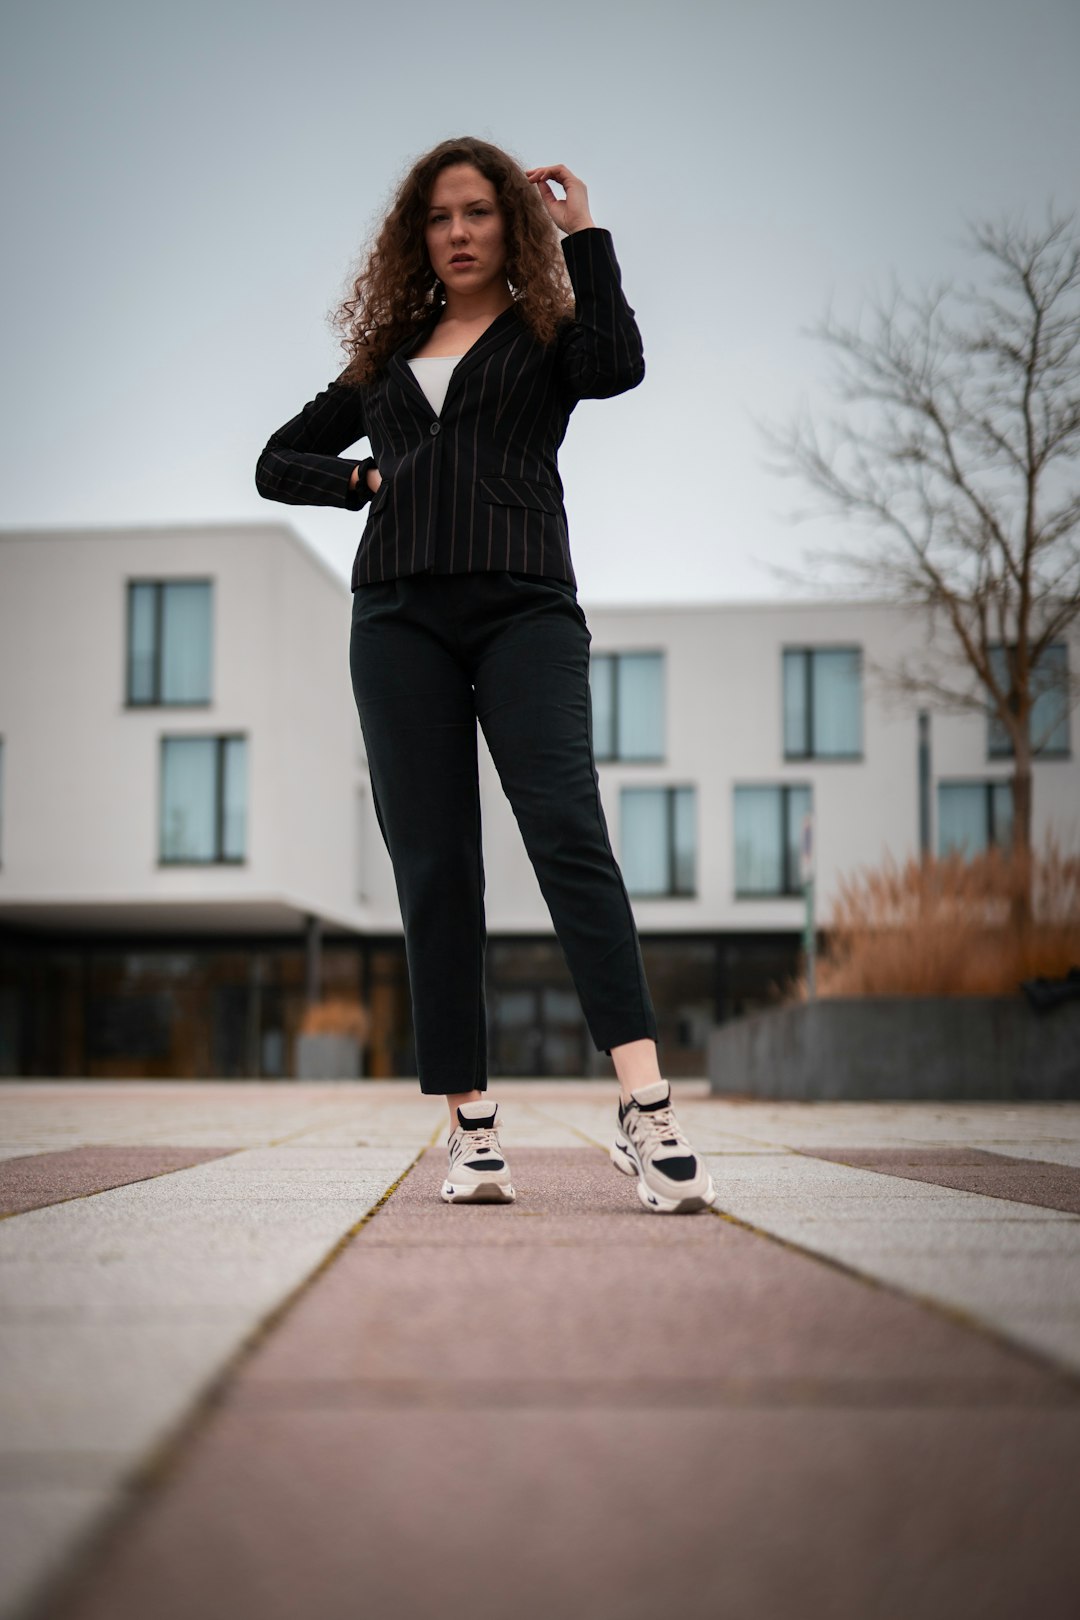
[357,1145,724,1245]
[801,1147,1080,1214]
[0,1146,239,1216]
[227,1149,1059,1394]
[43,1408,1080,1620]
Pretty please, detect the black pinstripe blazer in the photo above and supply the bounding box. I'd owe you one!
[254,227,644,591]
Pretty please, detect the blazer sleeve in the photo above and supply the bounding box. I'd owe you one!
[556,226,646,403]
[254,371,377,511]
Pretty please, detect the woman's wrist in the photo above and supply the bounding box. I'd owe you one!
[347,458,378,507]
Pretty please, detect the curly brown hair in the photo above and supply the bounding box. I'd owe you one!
[330,136,576,386]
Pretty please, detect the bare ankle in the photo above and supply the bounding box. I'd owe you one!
[446,1088,485,1125]
[610,1037,663,1102]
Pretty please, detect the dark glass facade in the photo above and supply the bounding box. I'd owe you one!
[0,930,800,1080]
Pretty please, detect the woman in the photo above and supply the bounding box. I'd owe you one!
[256,136,715,1215]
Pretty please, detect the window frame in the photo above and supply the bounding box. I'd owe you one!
[126,578,214,709]
[936,778,1014,858]
[590,650,666,764]
[158,732,247,866]
[733,782,812,899]
[619,783,697,898]
[782,645,864,762]
[986,641,1071,761]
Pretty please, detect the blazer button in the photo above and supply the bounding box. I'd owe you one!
[430,420,441,435]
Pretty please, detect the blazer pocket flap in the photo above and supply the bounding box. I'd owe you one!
[478,476,562,515]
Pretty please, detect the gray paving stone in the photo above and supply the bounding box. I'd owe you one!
[0,1317,254,1453]
[0,1146,239,1216]
[0,1484,119,1620]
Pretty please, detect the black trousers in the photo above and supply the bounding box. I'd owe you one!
[348,568,660,1095]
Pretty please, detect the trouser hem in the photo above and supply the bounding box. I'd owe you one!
[418,1080,490,1097]
[593,1019,661,1058]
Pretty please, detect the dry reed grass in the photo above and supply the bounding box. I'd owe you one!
[800,839,1080,998]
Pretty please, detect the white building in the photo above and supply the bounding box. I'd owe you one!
[1,522,1076,1079]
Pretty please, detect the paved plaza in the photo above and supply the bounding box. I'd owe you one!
[1,1080,1079,1619]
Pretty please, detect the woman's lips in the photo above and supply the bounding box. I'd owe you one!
[449,257,476,268]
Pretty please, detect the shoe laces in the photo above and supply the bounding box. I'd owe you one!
[453,1124,502,1158]
[629,1102,690,1156]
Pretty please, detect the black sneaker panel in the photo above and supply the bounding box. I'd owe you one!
[620,1094,671,1121]
[465,1157,505,1171]
[653,1155,699,1182]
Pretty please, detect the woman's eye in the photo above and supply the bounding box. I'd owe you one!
[429,208,488,222]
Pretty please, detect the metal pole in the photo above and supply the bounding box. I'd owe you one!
[918,711,931,860]
[800,813,816,1000]
[305,913,322,1007]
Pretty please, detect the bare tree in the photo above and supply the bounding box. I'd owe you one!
[761,211,1080,897]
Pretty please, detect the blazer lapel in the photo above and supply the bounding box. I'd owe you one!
[387,306,443,414]
[439,303,524,415]
[388,301,525,417]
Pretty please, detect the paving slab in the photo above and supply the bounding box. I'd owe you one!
[35,1407,1080,1620]
[0,1147,240,1216]
[676,1100,1080,1164]
[0,1488,117,1620]
[0,1081,442,1156]
[230,1151,1062,1394]
[703,1149,1080,1374]
[801,1146,1080,1213]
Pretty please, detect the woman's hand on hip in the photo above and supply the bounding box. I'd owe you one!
[366,466,382,494]
[524,165,596,234]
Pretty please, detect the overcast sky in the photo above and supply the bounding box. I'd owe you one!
[2,0,1078,604]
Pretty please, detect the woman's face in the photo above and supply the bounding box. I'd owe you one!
[425,163,508,297]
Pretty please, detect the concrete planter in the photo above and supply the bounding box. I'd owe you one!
[294,1033,363,1081]
[707,997,1080,1101]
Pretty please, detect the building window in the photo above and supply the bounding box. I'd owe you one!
[590,652,665,761]
[620,785,695,897]
[128,581,213,706]
[937,781,1013,857]
[734,784,811,897]
[160,736,247,863]
[987,642,1070,758]
[783,647,862,759]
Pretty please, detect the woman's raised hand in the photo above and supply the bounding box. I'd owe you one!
[524,165,596,235]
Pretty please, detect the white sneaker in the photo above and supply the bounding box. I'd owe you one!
[611,1079,716,1214]
[441,1100,516,1204]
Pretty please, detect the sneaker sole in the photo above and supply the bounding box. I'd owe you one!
[441,1179,516,1204]
[610,1136,716,1215]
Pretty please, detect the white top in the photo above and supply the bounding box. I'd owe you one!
[407,354,463,417]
